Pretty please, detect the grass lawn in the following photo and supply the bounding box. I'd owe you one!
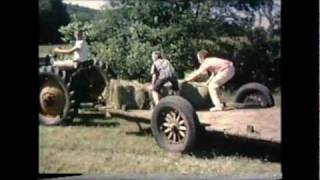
[39,117,281,175]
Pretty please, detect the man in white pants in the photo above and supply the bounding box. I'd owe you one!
[185,49,235,111]
[53,30,89,70]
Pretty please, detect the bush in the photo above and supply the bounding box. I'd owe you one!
[59,0,280,90]
[39,0,70,44]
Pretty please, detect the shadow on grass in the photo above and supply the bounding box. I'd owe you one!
[125,127,152,136]
[60,112,280,162]
[70,120,120,127]
[192,130,281,163]
[66,120,120,127]
[64,118,120,128]
[123,126,280,162]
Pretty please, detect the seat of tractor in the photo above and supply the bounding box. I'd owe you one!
[77,60,94,68]
[63,60,93,73]
[60,60,94,80]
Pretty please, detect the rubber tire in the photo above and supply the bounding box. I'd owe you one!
[234,82,274,107]
[68,65,107,103]
[39,67,71,125]
[151,96,200,153]
[39,66,76,125]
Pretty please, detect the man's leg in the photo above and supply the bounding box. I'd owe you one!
[152,78,166,105]
[217,87,226,107]
[170,77,180,95]
[208,82,224,111]
[152,90,161,105]
[53,60,77,70]
[207,67,235,111]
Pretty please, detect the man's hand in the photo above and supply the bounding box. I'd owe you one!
[148,84,154,91]
[184,74,193,82]
[181,79,189,84]
[198,82,207,87]
[185,69,201,82]
[205,80,210,86]
[53,47,60,53]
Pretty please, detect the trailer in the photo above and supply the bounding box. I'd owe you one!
[106,93,280,153]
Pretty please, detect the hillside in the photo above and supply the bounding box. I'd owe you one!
[65,3,99,21]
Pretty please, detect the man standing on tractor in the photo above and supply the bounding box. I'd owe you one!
[185,49,235,111]
[150,51,179,105]
[52,30,89,69]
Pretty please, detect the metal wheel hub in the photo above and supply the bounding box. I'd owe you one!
[161,110,187,144]
[42,92,56,106]
[39,81,66,119]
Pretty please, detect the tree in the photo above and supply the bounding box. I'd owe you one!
[59,0,281,90]
[39,0,70,44]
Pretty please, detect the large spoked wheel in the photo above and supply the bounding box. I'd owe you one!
[39,74,70,125]
[234,82,274,108]
[151,96,199,153]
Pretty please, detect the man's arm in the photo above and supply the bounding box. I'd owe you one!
[185,69,201,82]
[186,67,210,82]
[185,61,208,82]
[54,46,78,54]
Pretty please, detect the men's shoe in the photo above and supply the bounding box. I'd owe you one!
[209,106,224,112]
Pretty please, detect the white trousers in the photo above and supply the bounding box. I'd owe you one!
[53,60,78,70]
[207,66,235,107]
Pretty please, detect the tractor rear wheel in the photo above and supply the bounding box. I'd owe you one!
[39,66,76,125]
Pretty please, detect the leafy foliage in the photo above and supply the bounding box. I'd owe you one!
[59,0,281,89]
[39,0,70,44]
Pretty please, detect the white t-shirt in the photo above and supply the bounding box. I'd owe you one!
[73,40,89,62]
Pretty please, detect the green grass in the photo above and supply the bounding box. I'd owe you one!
[39,118,280,175]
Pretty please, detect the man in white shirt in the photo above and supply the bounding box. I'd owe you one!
[53,30,89,69]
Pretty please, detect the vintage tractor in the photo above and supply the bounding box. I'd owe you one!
[38,55,110,125]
